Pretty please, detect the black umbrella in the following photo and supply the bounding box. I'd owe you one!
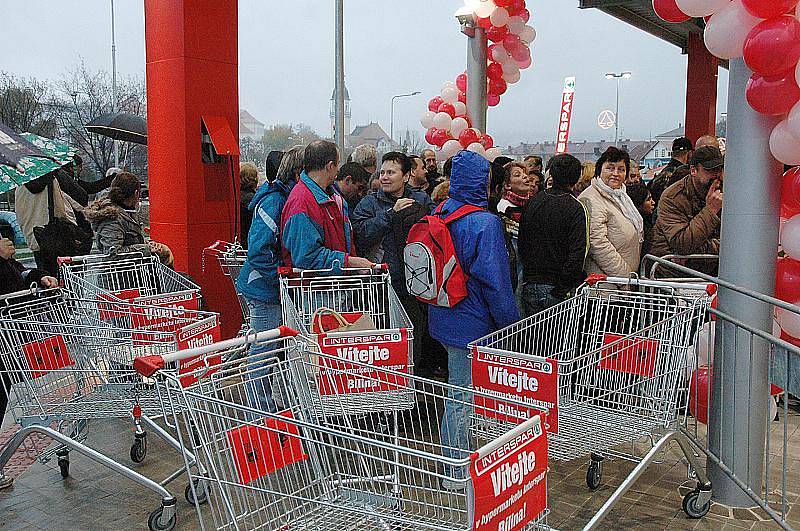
[85,112,147,145]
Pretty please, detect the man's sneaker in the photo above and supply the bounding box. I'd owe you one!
[441,478,466,492]
[0,475,13,491]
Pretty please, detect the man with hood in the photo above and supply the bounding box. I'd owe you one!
[427,150,520,487]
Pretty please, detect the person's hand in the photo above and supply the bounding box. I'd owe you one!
[393,198,415,212]
[0,238,15,260]
[40,276,59,288]
[346,256,374,269]
[706,180,723,214]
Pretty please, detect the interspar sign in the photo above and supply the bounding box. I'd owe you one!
[472,349,559,434]
[555,76,576,154]
[470,415,548,531]
[316,329,409,394]
[176,317,222,387]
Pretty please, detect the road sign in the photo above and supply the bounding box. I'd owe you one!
[598,110,616,130]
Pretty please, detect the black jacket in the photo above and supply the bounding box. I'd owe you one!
[518,187,589,298]
[0,258,47,296]
[648,158,686,206]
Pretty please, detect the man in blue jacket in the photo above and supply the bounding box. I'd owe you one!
[428,150,520,486]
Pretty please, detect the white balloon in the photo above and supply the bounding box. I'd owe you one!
[442,86,459,104]
[491,44,511,63]
[777,301,800,338]
[490,6,509,27]
[420,111,436,129]
[704,1,763,60]
[796,60,800,93]
[464,0,480,8]
[475,0,496,19]
[781,215,800,260]
[504,70,521,84]
[485,147,503,161]
[519,25,536,44]
[453,101,467,117]
[676,0,731,17]
[695,321,716,368]
[467,142,486,157]
[433,112,453,131]
[451,117,469,138]
[441,81,457,94]
[442,139,462,158]
[507,16,525,34]
[502,61,520,76]
[787,100,800,140]
[770,120,800,166]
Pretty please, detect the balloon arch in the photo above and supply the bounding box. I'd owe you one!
[420,0,536,162]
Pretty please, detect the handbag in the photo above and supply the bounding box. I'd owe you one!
[33,180,93,258]
[311,307,375,334]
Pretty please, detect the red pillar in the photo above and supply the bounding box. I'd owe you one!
[144,0,243,338]
[684,31,718,143]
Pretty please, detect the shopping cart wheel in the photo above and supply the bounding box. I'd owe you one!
[586,462,602,490]
[130,433,147,463]
[148,506,177,531]
[682,489,711,519]
[185,479,209,506]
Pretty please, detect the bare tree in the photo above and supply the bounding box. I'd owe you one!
[239,137,267,169]
[262,123,320,152]
[0,72,58,137]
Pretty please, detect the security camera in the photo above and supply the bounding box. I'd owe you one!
[455,6,476,36]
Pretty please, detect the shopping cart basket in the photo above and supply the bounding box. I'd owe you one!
[134,329,551,531]
[60,252,202,313]
[0,288,221,530]
[469,276,713,498]
[279,265,415,416]
[202,240,250,328]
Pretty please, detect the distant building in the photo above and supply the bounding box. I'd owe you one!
[507,139,657,168]
[239,110,265,141]
[641,125,685,169]
[347,122,399,156]
[330,84,352,142]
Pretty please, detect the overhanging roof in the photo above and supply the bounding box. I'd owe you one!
[578,0,705,53]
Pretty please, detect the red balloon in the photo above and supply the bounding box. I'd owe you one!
[437,102,456,118]
[463,115,472,128]
[745,71,800,115]
[776,257,800,302]
[424,128,436,145]
[652,0,690,23]
[432,129,450,148]
[487,62,504,81]
[480,134,494,149]
[459,128,482,148]
[487,24,508,43]
[456,72,468,92]
[458,90,467,104]
[520,9,530,23]
[742,0,799,19]
[494,0,513,6]
[511,43,531,62]
[503,33,522,53]
[489,78,508,96]
[744,16,800,76]
[782,167,800,216]
[689,366,712,425]
[428,96,444,113]
[487,93,501,107]
[507,0,526,16]
[477,16,493,29]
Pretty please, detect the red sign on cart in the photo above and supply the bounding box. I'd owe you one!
[472,349,559,435]
[176,317,222,387]
[22,335,74,379]
[226,410,308,485]
[316,329,410,395]
[97,288,141,320]
[598,333,660,378]
[470,415,548,531]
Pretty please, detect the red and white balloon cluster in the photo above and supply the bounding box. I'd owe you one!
[654,0,800,164]
[421,0,536,161]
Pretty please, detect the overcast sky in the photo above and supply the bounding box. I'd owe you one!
[3,0,728,147]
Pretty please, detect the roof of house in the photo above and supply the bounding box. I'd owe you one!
[239,109,264,127]
[655,125,685,139]
[507,139,657,162]
[348,122,389,145]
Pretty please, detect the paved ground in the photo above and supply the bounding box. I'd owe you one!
[0,410,798,530]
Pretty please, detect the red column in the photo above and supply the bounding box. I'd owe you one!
[145,0,242,338]
[685,31,718,143]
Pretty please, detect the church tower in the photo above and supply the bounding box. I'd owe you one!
[330,81,351,142]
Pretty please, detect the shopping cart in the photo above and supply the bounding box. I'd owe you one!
[279,265,415,417]
[60,252,202,315]
[0,287,221,530]
[469,275,714,514]
[134,329,551,531]
[202,240,250,328]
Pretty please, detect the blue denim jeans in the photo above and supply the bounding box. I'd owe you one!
[440,344,472,478]
[244,298,283,415]
[521,283,564,318]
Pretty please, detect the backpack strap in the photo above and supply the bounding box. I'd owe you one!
[442,204,483,225]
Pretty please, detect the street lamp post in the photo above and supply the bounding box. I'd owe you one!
[334,0,346,159]
[605,71,632,146]
[111,0,119,167]
[390,92,421,146]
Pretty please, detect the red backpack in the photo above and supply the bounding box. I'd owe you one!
[404,203,483,307]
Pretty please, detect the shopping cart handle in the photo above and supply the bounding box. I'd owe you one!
[57,256,72,265]
[278,264,388,277]
[585,274,607,286]
[133,355,165,378]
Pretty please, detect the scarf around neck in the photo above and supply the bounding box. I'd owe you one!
[502,189,530,208]
[592,177,644,243]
